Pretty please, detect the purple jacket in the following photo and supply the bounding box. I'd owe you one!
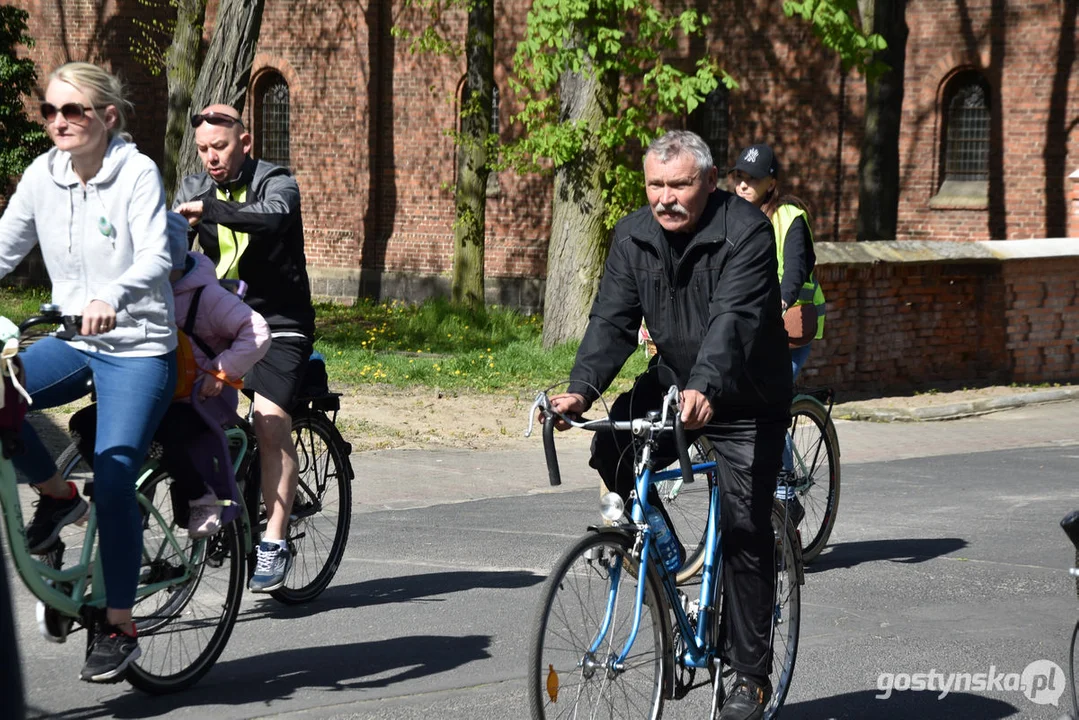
[172,251,270,520]
[173,251,271,384]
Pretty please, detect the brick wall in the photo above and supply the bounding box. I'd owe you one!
[19,0,168,164]
[8,0,1078,280]
[800,241,1079,393]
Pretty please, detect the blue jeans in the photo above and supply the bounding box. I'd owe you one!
[783,342,813,472]
[14,338,176,609]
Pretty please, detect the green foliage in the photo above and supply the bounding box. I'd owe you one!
[0,6,49,181]
[503,0,725,227]
[783,0,888,77]
[130,0,178,76]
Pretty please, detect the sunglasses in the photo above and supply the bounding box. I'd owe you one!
[190,112,244,129]
[40,102,99,123]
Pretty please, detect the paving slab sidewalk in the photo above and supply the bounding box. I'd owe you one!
[353,392,1079,513]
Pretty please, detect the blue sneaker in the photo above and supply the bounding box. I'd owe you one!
[248,541,292,593]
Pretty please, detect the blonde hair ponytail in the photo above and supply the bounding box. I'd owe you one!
[49,62,134,141]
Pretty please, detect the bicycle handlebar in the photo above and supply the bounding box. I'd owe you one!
[542,411,561,486]
[527,387,695,489]
[17,306,83,341]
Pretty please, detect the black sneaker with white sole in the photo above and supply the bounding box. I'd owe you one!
[80,624,140,683]
[719,673,772,720]
[26,489,88,554]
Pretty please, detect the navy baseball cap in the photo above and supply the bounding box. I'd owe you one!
[731,144,779,179]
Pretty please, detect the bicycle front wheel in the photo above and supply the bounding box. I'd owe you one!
[786,396,840,563]
[528,528,669,720]
[270,409,353,605]
[126,468,245,694]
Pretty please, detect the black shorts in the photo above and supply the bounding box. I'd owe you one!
[244,334,312,413]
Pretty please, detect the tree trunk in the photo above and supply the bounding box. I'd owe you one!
[163,0,208,205]
[541,52,616,347]
[451,0,494,310]
[173,0,266,197]
[857,0,907,241]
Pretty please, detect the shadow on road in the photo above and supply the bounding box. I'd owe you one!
[783,689,1019,718]
[238,569,544,621]
[806,537,969,573]
[33,633,493,719]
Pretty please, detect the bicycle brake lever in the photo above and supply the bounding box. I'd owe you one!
[525,391,546,438]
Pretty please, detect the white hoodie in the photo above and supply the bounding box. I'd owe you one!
[0,136,176,356]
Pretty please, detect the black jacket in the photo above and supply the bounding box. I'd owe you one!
[568,190,792,421]
[174,157,315,336]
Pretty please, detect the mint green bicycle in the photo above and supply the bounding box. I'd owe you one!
[0,307,247,693]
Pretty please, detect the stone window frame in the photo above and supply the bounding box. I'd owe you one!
[686,85,730,173]
[930,69,991,210]
[252,70,291,171]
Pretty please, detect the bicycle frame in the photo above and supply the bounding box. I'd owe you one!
[597,456,723,672]
[0,424,255,620]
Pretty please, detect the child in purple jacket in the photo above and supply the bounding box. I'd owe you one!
[162,212,271,536]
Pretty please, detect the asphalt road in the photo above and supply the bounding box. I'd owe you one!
[6,401,1079,720]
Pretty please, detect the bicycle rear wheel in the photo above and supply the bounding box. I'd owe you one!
[786,396,840,563]
[765,500,802,714]
[528,529,668,720]
[713,501,801,719]
[127,468,245,694]
[58,444,245,694]
[270,409,352,605]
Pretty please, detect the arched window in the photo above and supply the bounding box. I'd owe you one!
[943,73,990,182]
[930,70,990,208]
[254,72,290,169]
[688,86,729,172]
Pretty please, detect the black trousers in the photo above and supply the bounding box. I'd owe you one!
[588,374,786,677]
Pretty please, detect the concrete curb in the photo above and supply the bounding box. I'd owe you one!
[833,387,1079,422]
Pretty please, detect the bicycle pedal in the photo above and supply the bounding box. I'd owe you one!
[36,601,74,643]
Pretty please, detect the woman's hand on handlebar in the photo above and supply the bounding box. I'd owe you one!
[545,392,589,430]
[80,300,116,336]
[679,389,713,430]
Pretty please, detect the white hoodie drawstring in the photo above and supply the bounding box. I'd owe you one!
[0,339,32,410]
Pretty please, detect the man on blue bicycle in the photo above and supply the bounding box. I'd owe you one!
[548,130,792,720]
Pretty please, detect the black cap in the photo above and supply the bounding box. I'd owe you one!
[731,144,779,179]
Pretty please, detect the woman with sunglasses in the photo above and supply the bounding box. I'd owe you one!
[0,62,176,682]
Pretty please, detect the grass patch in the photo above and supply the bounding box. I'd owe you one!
[315,297,649,392]
[0,288,649,394]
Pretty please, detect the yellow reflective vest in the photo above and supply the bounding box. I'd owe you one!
[772,204,825,340]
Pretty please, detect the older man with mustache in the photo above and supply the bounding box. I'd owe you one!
[547,130,792,720]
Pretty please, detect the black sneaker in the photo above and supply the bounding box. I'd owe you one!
[80,624,140,683]
[26,488,88,554]
[719,674,772,720]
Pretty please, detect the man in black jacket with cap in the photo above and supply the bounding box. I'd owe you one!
[548,130,792,720]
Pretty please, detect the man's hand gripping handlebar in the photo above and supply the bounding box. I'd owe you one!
[525,385,695,490]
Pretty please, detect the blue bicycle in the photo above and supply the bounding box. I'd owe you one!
[526,386,803,719]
